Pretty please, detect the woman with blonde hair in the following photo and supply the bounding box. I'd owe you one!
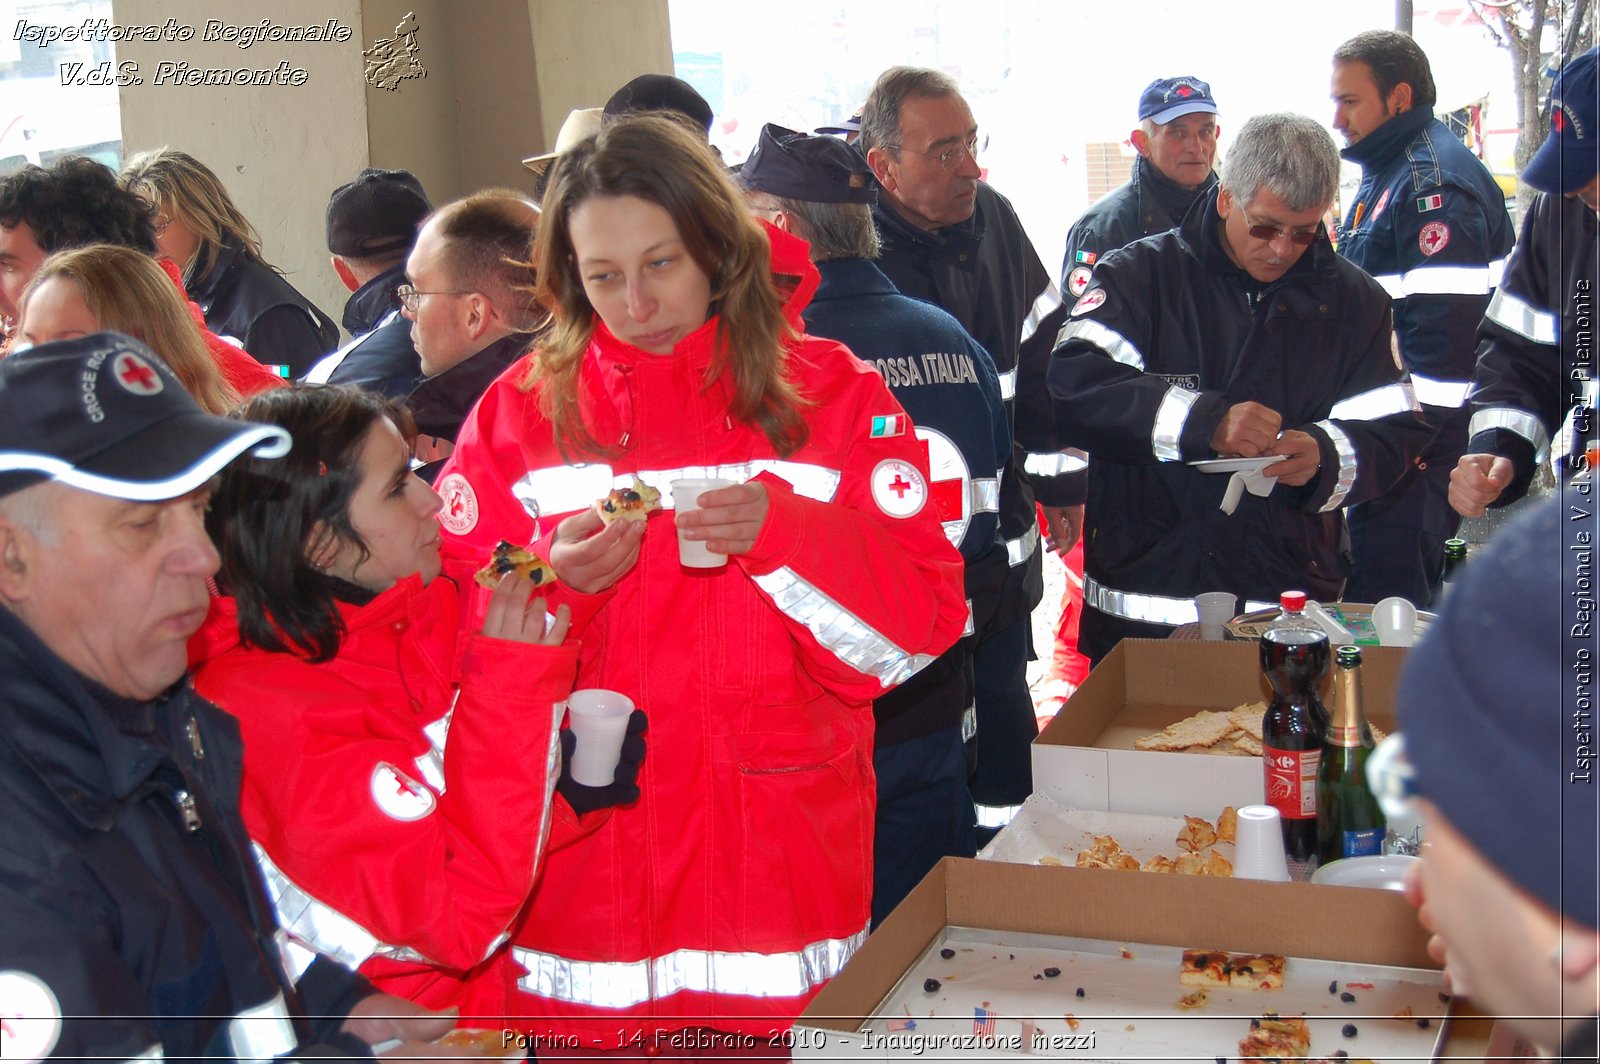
[122,147,338,376]
[17,244,280,412]
[435,114,966,1055]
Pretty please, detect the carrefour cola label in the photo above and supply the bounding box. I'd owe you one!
[1263,745,1320,819]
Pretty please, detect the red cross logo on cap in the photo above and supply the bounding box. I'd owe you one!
[1555,109,1566,133]
[114,352,164,396]
[1174,83,1194,98]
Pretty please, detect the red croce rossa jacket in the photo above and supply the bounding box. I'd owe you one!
[189,573,583,1022]
[431,223,967,1045]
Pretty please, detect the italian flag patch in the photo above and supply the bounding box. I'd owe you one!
[1075,250,1097,264]
[1416,193,1443,212]
[870,413,907,438]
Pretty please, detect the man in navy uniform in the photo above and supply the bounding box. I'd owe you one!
[1331,30,1513,604]
[739,124,1010,922]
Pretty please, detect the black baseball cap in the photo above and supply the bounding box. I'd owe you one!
[326,167,431,257]
[0,333,290,501]
[737,123,875,204]
[603,74,714,135]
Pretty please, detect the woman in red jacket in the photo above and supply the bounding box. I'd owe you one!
[190,385,642,1024]
[433,115,966,1055]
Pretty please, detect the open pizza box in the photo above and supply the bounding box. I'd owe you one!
[792,857,1493,1060]
[1031,639,1408,817]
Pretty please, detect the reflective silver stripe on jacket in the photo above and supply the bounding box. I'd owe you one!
[1007,523,1040,567]
[511,461,842,520]
[961,703,977,742]
[974,802,1021,829]
[252,844,433,973]
[1485,288,1559,345]
[1313,420,1359,512]
[963,599,976,637]
[751,567,934,687]
[512,927,868,1007]
[1328,381,1418,422]
[229,992,296,1063]
[1372,262,1503,298]
[995,367,1017,401]
[124,1048,164,1061]
[1022,449,1088,477]
[1018,285,1062,346]
[1408,374,1474,409]
[1468,406,1551,460]
[413,700,455,794]
[1083,577,1275,625]
[1152,386,1201,461]
[1054,318,1147,371]
[972,476,1001,512]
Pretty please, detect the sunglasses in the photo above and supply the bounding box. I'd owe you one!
[1241,207,1320,246]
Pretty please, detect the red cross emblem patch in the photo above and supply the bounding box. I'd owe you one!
[1418,221,1450,257]
[870,458,927,519]
[1174,83,1194,98]
[113,352,163,395]
[435,473,479,535]
[371,763,437,821]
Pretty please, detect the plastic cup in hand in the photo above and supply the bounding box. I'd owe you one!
[671,477,735,569]
[564,689,635,786]
[1194,592,1237,640]
[1232,804,1292,882]
[1372,596,1418,647]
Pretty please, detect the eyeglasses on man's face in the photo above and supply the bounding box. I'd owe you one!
[1240,207,1320,246]
[396,284,470,313]
[889,134,988,170]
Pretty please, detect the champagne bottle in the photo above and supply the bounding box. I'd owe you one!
[1316,645,1385,864]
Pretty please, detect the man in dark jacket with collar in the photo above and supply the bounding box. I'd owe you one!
[1050,113,1431,662]
[1059,76,1221,300]
[738,123,1011,922]
[0,335,467,1060]
[1452,46,1600,517]
[400,190,544,480]
[861,65,1079,839]
[1332,30,1514,606]
[307,167,432,397]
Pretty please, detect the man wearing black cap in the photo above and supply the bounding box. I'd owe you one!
[861,65,1079,840]
[739,123,1011,922]
[1331,30,1515,608]
[0,335,466,1059]
[1059,76,1220,300]
[1394,499,1597,1060]
[306,167,432,397]
[1452,46,1600,518]
[603,73,715,139]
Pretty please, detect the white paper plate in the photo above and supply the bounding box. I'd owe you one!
[1310,854,1420,891]
[1186,455,1288,474]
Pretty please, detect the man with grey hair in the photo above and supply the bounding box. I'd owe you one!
[738,122,1010,922]
[862,64,1078,841]
[1049,113,1430,662]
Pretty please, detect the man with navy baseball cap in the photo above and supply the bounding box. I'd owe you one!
[0,334,465,1059]
[1059,76,1220,299]
[1452,46,1600,517]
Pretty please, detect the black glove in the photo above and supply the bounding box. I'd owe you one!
[556,709,647,816]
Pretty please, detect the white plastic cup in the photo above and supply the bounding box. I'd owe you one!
[1372,596,1418,647]
[1232,804,1292,882]
[564,689,635,786]
[671,477,736,569]
[1194,592,1237,640]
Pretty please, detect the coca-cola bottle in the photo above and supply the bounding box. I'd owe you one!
[1260,591,1331,864]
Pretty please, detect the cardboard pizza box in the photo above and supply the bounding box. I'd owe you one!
[1030,639,1407,817]
[792,857,1491,1060]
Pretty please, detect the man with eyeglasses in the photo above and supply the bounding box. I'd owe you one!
[1331,30,1514,609]
[861,65,1079,841]
[1050,113,1430,663]
[396,189,544,477]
